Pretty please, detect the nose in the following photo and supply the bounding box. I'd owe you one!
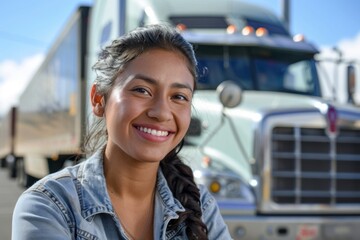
[147,97,173,122]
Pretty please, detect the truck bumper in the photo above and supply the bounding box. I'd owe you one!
[225,215,360,240]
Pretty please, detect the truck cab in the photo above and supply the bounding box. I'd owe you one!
[88,0,360,239]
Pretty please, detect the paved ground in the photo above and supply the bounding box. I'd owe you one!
[0,167,24,240]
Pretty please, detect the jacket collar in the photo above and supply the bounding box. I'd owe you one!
[76,149,185,221]
[77,149,114,220]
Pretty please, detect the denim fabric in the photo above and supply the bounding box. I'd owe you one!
[12,150,231,240]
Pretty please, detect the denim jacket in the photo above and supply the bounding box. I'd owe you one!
[12,150,232,240]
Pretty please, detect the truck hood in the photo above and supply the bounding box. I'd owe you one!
[194,90,359,115]
[190,90,360,182]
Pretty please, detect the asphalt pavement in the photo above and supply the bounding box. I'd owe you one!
[0,167,24,240]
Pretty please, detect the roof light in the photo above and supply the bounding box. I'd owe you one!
[241,26,254,36]
[255,27,268,37]
[226,24,237,34]
[176,23,187,31]
[293,34,305,42]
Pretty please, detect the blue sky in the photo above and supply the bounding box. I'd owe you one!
[254,0,360,47]
[0,0,92,62]
[1,0,359,62]
[1,0,360,115]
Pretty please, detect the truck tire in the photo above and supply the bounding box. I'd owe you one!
[16,158,34,188]
[7,154,17,178]
[1,157,6,168]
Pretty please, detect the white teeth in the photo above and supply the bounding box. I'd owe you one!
[139,127,169,136]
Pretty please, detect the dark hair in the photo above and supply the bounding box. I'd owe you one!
[84,24,208,239]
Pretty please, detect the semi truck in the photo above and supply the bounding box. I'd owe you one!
[1,0,360,239]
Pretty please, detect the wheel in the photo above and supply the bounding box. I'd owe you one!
[16,158,31,188]
[16,158,38,188]
[1,157,6,168]
[6,155,17,178]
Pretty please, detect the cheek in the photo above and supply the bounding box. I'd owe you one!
[104,96,133,127]
[177,107,192,131]
[108,100,140,123]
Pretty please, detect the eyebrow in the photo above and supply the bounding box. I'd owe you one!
[133,74,194,93]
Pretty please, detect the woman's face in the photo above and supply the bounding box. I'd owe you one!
[104,48,194,163]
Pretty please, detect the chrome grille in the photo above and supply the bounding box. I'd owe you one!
[271,126,360,205]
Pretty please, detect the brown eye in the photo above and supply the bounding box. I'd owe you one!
[132,87,151,96]
[172,94,189,102]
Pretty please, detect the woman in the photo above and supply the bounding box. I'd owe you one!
[12,24,231,240]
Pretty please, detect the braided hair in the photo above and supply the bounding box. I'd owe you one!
[84,24,208,239]
[161,141,208,239]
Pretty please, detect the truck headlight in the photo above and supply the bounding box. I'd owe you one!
[194,170,255,202]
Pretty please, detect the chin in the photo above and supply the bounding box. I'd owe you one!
[135,154,167,163]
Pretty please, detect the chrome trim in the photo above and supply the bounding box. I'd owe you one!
[258,109,360,214]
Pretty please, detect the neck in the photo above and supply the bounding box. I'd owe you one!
[103,147,159,199]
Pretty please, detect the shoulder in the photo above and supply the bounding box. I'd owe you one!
[26,162,83,196]
[14,163,83,217]
[198,185,233,239]
[12,151,113,239]
[14,158,92,218]
[198,184,217,212]
[23,150,103,200]
[12,166,82,239]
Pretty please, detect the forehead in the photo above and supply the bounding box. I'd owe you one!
[119,48,195,85]
[135,48,190,66]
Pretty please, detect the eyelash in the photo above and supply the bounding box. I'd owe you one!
[132,87,151,95]
[131,87,190,102]
[172,94,189,102]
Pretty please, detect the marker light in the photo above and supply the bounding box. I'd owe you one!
[255,27,268,37]
[51,154,59,161]
[209,181,221,193]
[227,24,237,34]
[193,171,255,200]
[176,23,187,31]
[241,26,254,36]
[293,34,305,42]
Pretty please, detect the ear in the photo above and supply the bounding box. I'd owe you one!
[90,84,105,117]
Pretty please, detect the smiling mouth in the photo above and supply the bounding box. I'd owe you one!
[137,126,169,137]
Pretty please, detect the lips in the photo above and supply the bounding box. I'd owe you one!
[137,126,169,137]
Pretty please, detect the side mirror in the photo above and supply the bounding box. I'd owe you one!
[347,64,356,104]
[216,81,243,108]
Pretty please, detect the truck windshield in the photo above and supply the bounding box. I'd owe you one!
[195,45,321,96]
